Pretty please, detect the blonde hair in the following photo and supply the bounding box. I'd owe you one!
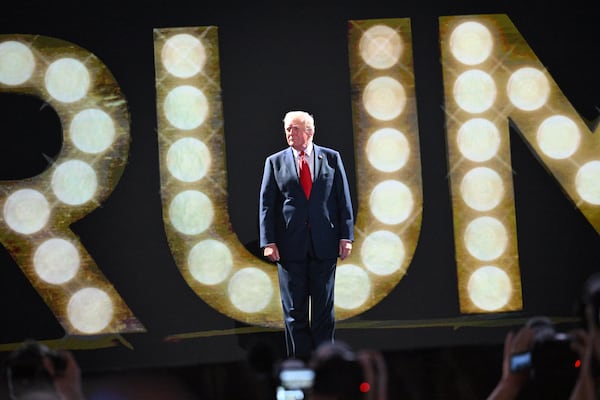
[283,110,315,134]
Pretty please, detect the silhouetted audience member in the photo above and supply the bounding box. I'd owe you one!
[306,341,388,400]
[4,340,85,400]
[569,273,600,399]
[489,273,600,400]
[307,341,365,400]
[356,349,388,400]
[569,303,600,399]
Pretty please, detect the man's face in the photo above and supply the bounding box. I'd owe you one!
[285,118,313,151]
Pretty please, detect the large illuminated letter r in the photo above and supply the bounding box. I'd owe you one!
[0,35,144,335]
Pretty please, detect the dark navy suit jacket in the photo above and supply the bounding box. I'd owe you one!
[259,144,354,261]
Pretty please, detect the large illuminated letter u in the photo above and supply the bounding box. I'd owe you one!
[153,20,423,328]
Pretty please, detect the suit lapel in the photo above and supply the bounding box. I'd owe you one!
[313,144,323,181]
[284,147,300,183]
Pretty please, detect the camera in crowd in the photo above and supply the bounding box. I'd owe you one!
[275,341,366,400]
[510,273,600,381]
[275,358,315,400]
[509,316,579,381]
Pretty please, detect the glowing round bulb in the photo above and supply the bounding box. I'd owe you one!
[467,266,512,311]
[536,115,580,159]
[576,161,600,205]
[3,189,50,234]
[453,69,496,113]
[228,267,273,313]
[168,190,214,235]
[45,58,90,103]
[162,33,206,78]
[334,264,370,310]
[34,238,80,284]
[369,180,414,224]
[51,160,97,205]
[507,67,549,111]
[188,239,233,285]
[457,118,500,162]
[359,24,402,69]
[167,137,211,182]
[366,128,410,172]
[450,21,493,65]
[0,41,35,85]
[164,85,209,130]
[69,108,116,154]
[464,216,508,261]
[67,287,114,334]
[362,76,406,121]
[460,167,504,211]
[361,230,405,276]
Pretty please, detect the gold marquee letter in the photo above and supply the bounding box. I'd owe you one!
[154,20,423,328]
[0,35,144,335]
[440,14,600,313]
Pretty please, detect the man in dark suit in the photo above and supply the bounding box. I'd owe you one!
[259,110,354,360]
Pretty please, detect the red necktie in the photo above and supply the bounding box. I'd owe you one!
[299,151,312,199]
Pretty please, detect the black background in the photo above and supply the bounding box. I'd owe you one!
[0,0,599,374]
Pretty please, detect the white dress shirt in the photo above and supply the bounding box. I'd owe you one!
[292,143,314,181]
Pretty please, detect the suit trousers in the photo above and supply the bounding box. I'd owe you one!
[277,251,337,360]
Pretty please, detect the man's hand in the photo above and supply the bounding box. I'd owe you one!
[339,240,352,260]
[263,243,280,262]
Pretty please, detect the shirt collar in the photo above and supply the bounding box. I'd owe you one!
[292,143,314,158]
